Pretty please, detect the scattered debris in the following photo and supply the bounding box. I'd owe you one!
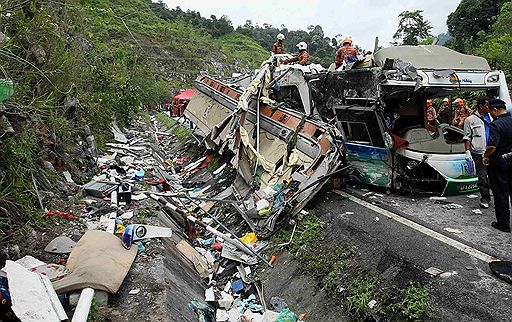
[443,228,463,234]
[489,261,512,285]
[270,296,288,312]
[63,171,74,183]
[472,209,483,215]
[424,267,444,277]
[121,224,173,250]
[442,203,464,210]
[128,289,140,295]
[44,211,79,221]
[44,236,76,254]
[120,211,134,219]
[5,260,67,322]
[439,271,458,279]
[53,230,137,294]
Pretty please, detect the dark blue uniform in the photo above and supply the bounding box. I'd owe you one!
[487,112,512,229]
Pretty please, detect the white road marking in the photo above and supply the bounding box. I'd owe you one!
[333,190,497,263]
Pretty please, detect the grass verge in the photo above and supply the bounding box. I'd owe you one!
[156,112,193,143]
[273,214,434,321]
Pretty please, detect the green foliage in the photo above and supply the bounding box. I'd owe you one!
[0,0,264,246]
[346,276,381,317]
[146,2,234,37]
[393,10,433,46]
[155,112,192,142]
[236,22,337,67]
[447,0,508,53]
[87,299,107,322]
[275,215,434,321]
[477,2,512,85]
[272,214,325,254]
[206,153,221,173]
[217,33,269,68]
[419,36,435,45]
[393,282,433,321]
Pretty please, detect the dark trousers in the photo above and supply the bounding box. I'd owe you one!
[472,153,491,203]
[488,158,512,227]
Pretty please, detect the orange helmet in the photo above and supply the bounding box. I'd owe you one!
[342,37,353,45]
[426,99,433,106]
[455,98,464,106]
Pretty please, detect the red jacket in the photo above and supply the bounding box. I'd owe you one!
[335,45,359,69]
[285,50,310,65]
[272,42,285,54]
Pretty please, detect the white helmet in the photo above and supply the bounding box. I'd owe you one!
[277,33,285,40]
[296,42,307,50]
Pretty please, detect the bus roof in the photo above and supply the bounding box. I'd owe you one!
[374,45,491,71]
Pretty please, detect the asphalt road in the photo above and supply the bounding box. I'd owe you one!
[313,187,512,321]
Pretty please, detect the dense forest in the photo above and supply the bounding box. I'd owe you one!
[147,0,512,82]
[146,3,340,67]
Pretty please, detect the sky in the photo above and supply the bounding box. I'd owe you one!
[162,0,461,51]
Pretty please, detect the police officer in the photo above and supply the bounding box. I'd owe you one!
[483,98,512,233]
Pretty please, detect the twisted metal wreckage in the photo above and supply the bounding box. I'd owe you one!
[185,59,347,236]
[186,45,512,201]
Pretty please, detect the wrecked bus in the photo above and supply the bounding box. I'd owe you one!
[184,61,346,234]
[306,45,512,195]
[267,45,511,195]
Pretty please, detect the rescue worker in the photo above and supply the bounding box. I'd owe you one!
[425,99,438,125]
[437,97,451,124]
[452,98,471,129]
[483,98,512,233]
[335,37,359,69]
[463,96,491,209]
[284,42,310,66]
[272,33,286,54]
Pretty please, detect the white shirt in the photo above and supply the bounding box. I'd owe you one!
[463,113,486,154]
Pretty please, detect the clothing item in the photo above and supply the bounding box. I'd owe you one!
[463,114,486,154]
[335,45,359,69]
[482,113,493,143]
[452,105,471,129]
[488,159,511,228]
[488,112,512,162]
[426,105,437,122]
[471,152,491,203]
[437,105,451,124]
[487,112,512,229]
[272,41,285,54]
[284,50,309,66]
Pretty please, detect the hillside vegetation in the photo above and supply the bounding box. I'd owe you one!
[447,0,512,84]
[0,0,268,245]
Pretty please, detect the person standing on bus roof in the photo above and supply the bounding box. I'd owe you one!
[272,34,286,54]
[284,42,310,66]
[335,37,359,69]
